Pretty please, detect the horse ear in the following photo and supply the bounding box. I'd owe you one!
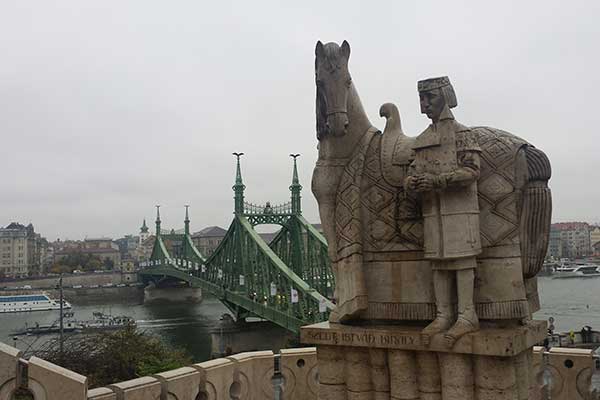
[315,41,325,58]
[341,40,351,59]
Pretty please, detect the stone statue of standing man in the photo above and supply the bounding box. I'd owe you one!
[405,76,482,347]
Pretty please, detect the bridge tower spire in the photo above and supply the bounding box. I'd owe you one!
[232,152,245,214]
[155,205,161,236]
[289,154,302,215]
[184,205,190,235]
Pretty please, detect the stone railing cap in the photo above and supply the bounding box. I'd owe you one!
[194,358,232,370]
[549,347,594,355]
[88,387,114,396]
[29,356,87,384]
[0,342,21,359]
[280,347,317,355]
[154,366,199,380]
[227,350,274,362]
[109,375,158,390]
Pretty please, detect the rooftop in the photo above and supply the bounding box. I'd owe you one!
[551,222,590,231]
[85,237,113,242]
[192,226,228,238]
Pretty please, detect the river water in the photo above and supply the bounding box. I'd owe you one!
[0,276,598,362]
[0,293,229,362]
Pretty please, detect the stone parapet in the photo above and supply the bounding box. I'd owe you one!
[227,350,274,399]
[0,342,21,399]
[87,387,116,400]
[108,376,161,400]
[531,346,598,400]
[28,356,88,400]
[280,348,319,399]
[153,366,201,400]
[0,341,596,399]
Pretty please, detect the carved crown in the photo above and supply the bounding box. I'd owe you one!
[417,76,451,92]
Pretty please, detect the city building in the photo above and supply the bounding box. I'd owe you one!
[54,237,121,267]
[547,222,592,260]
[115,234,140,261]
[0,222,46,278]
[139,219,150,243]
[192,226,228,257]
[136,235,155,263]
[133,219,154,263]
[590,225,600,256]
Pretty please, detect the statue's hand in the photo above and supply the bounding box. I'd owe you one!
[416,174,435,192]
[405,176,419,192]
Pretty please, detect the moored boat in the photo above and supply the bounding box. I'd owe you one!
[13,311,136,336]
[0,293,71,313]
[552,264,600,279]
[78,312,136,332]
[14,321,78,336]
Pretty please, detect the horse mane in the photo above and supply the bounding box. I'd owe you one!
[315,42,347,140]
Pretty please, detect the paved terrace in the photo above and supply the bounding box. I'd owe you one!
[0,342,598,399]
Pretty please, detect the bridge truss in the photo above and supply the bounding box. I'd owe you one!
[140,154,334,334]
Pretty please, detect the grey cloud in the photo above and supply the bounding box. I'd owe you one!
[1,0,598,239]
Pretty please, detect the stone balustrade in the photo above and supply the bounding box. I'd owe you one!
[532,346,600,400]
[0,342,597,399]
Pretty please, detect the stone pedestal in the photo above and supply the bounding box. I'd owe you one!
[301,321,547,400]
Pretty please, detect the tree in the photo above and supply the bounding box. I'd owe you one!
[87,257,102,271]
[30,326,191,388]
[53,253,107,272]
[49,263,72,274]
[103,257,114,270]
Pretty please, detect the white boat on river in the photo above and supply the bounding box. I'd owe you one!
[0,294,71,313]
[552,265,600,279]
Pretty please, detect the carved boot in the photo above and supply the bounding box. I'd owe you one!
[421,270,453,345]
[444,305,479,348]
[444,267,479,348]
[421,305,454,344]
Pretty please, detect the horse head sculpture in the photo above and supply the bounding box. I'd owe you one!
[315,40,352,139]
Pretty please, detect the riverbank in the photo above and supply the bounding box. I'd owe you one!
[0,271,137,290]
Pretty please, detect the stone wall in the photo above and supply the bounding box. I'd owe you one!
[0,272,137,290]
[0,342,596,399]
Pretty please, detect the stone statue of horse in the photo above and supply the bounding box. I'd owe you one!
[311,40,552,324]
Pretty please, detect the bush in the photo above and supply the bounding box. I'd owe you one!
[32,326,191,388]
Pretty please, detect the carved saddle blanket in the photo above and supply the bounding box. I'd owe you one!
[333,126,545,321]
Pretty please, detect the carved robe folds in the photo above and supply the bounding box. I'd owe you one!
[410,110,482,261]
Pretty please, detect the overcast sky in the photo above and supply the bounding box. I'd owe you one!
[1,1,599,240]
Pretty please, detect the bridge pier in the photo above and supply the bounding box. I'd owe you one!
[210,315,295,358]
[143,283,202,303]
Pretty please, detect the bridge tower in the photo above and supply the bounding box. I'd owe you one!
[184,205,190,235]
[289,154,302,215]
[155,205,161,235]
[232,152,245,215]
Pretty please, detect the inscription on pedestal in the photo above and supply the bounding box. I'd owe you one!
[301,321,547,357]
[306,330,419,347]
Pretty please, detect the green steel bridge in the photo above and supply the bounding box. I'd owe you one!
[139,154,335,334]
